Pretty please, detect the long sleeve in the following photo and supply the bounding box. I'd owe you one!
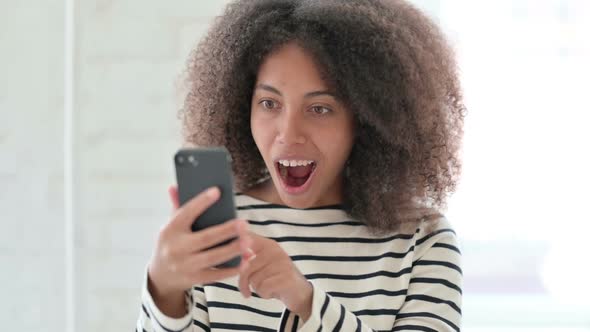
[136,268,210,332]
[392,230,462,331]
[277,227,462,332]
[278,281,377,331]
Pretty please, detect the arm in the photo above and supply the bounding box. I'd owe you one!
[136,269,210,332]
[392,232,462,331]
[278,281,377,332]
[279,230,462,331]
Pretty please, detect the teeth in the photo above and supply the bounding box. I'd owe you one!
[278,160,314,167]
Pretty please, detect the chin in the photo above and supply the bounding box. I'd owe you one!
[278,194,317,209]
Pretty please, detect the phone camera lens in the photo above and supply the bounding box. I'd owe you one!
[177,155,185,164]
[188,155,199,167]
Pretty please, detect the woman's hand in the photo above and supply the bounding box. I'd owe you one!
[238,233,314,321]
[148,186,251,300]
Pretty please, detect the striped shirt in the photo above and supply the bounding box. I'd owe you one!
[137,193,462,332]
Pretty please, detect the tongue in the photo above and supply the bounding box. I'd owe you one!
[287,165,313,178]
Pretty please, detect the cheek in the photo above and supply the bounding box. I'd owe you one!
[250,114,272,153]
[335,120,355,152]
[320,126,354,165]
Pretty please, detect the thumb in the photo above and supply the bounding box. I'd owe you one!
[168,185,180,210]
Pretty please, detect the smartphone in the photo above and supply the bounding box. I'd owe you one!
[174,147,240,268]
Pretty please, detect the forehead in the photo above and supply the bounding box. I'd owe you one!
[255,42,328,91]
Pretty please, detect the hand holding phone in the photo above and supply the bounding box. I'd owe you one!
[146,147,251,310]
[147,186,251,308]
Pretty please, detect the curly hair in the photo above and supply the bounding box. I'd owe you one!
[180,0,466,233]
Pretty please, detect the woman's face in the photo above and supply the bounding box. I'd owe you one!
[250,42,355,208]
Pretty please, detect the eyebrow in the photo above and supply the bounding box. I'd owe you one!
[255,84,338,99]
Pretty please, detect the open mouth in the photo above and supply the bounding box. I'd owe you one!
[275,160,317,193]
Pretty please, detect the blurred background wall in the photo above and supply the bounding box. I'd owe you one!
[1,0,67,330]
[1,1,588,331]
[1,1,229,330]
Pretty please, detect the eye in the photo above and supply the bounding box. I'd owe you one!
[310,106,332,115]
[259,99,279,111]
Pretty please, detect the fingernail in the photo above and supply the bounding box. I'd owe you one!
[205,187,220,198]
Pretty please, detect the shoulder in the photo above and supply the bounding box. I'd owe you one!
[411,215,461,263]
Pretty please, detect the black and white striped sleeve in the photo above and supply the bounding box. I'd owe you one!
[392,231,463,332]
[136,268,210,332]
[278,281,377,332]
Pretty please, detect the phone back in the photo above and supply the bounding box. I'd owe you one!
[174,147,237,232]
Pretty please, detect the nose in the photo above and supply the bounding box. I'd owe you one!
[277,109,306,145]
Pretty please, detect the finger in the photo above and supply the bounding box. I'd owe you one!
[196,266,241,284]
[238,250,271,298]
[236,221,255,260]
[236,219,250,237]
[238,269,252,298]
[171,186,220,231]
[240,251,268,278]
[188,218,247,253]
[254,273,283,299]
[249,263,281,296]
[245,230,267,254]
[239,255,250,273]
[190,239,243,270]
[168,185,180,210]
[243,248,256,261]
[240,234,255,262]
[233,231,260,282]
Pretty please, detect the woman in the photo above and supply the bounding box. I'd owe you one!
[137,0,465,331]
